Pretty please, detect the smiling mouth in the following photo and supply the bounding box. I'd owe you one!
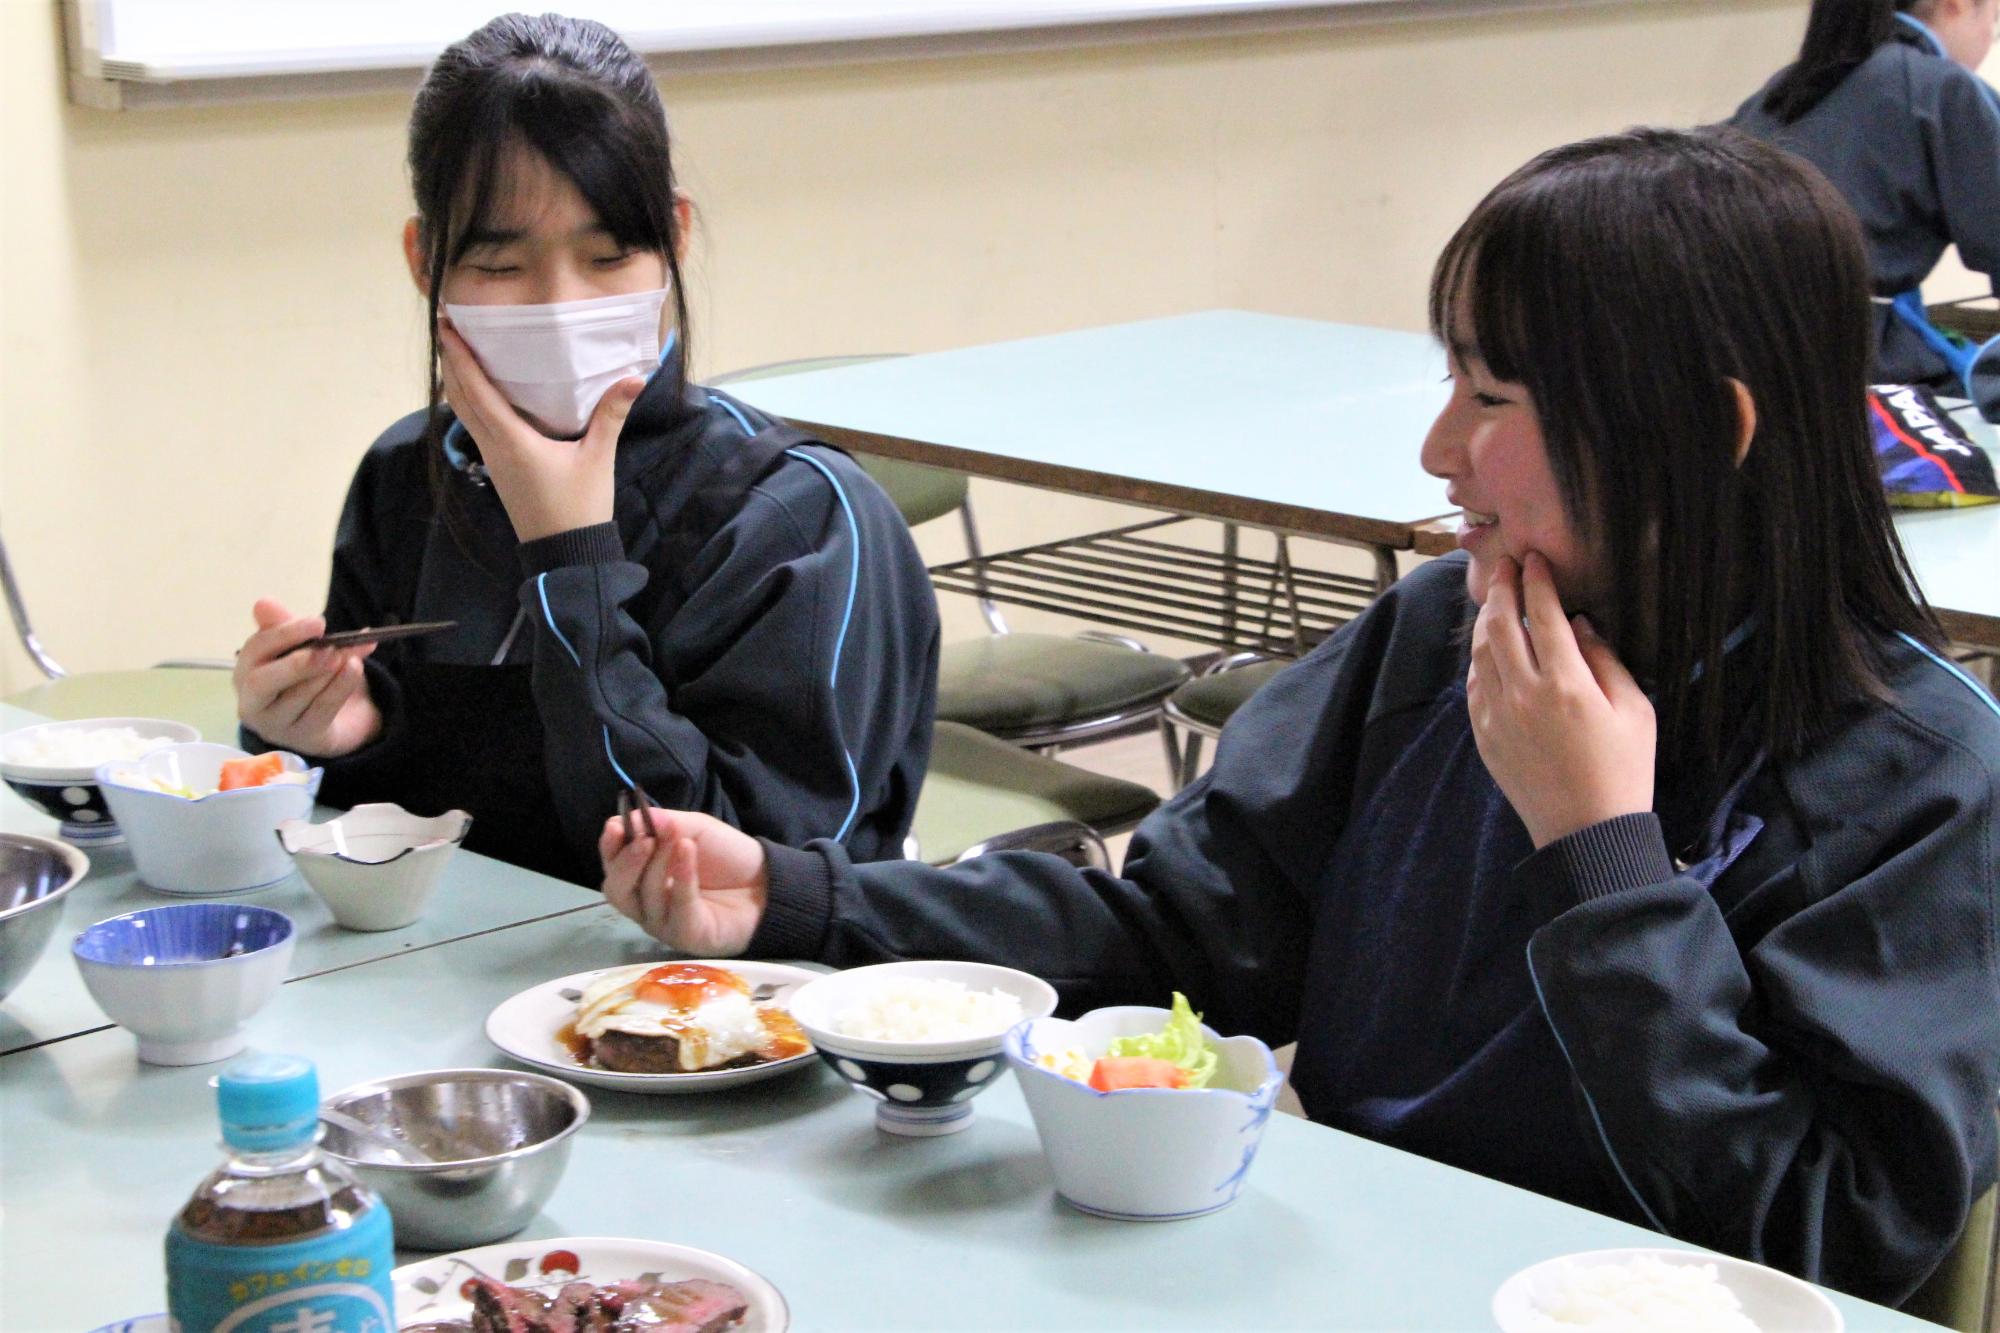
[1462,508,1497,527]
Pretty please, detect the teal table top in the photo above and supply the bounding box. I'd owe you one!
[726,311,1456,549]
[0,906,1935,1332]
[0,701,598,1055]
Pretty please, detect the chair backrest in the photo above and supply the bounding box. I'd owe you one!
[1905,1112,2000,1333]
[711,354,969,527]
[952,819,1110,870]
[0,523,65,679]
[710,354,1005,631]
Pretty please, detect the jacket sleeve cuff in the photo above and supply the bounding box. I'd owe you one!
[518,523,626,575]
[746,839,836,958]
[1518,813,1676,907]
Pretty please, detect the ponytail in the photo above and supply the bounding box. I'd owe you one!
[1763,0,1924,124]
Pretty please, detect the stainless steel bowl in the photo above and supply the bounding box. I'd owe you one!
[320,1067,589,1250]
[0,833,88,1004]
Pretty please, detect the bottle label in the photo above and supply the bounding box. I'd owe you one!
[166,1205,396,1333]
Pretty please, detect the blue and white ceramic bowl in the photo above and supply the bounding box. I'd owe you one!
[72,902,295,1065]
[0,716,200,846]
[787,960,1057,1136]
[97,742,320,895]
[1004,1005,1283,1220]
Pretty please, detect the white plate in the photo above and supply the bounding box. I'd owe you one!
[1492,1247,1843,1333]
[85,1318,167,1333]
[485,961,822,1094]
[394,1235,788,1331]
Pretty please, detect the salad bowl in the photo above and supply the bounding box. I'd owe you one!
[1004,1000,1283,1220]
[98,743,319,895]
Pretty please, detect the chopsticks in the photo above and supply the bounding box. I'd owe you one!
[616,783,659,848]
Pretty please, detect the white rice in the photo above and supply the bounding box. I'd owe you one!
[1531,1256,1760,1333]
[2,726,174,770]
[833,978,1024,1042]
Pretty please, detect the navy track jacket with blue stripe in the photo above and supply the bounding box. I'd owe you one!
[749,553,2000,1308]
[252,365,939,884]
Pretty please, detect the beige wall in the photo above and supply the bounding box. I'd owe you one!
[0,0,1848,691]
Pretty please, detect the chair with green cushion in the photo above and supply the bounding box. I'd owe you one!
[1162,653,1288,789]
[909,722,1158,865]
[1905,1114,2000,1333]
[4,525,239,740]
[5,667,239,744]
[714,355,1192,764]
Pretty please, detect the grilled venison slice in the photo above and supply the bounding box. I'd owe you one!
[449,1275,747,1333]
[604,1279,749,1332]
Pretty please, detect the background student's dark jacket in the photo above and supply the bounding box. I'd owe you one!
[747,554,2000,1307]
[247,365,939,884]
[1730,25,2000,414]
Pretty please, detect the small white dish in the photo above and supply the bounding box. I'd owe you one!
[395,1236,788,1331]
[97,743,320,896]
[1004,1004,1283,1220]
[787,960,1058,1136]
[1491,1247,1843,1333]
[277,803,471,931]
[485,961,821,1094]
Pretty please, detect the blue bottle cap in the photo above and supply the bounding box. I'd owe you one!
[216,1053,319,1152]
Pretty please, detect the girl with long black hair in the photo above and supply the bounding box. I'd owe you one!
[1731,0,2000,418]
[231,13,939,884]
[601,127,2000,1305]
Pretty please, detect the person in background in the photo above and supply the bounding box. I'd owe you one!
[232,13,938,884]
[1731,0,2000,418]
[601,128,2000,1306]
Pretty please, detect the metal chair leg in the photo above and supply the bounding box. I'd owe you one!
[1178,732,1207,790]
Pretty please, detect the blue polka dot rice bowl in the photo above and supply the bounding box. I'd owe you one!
[0,716,200,846]
[1003,1005,1284,1221]
[786,960,1057,1137]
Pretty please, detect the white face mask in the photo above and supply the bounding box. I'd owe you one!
[443,287,670,438]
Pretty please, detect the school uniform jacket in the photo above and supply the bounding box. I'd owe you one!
[1730,24,2000,413]
[247,364,939,884]
[746,553,2000,1307]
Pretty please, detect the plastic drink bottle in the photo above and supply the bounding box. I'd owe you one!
[166,1053,397,1333]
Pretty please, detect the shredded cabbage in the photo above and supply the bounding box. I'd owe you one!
[1104,993,1218,1089]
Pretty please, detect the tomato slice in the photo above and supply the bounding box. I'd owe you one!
[218,752,286,791]
[1087,1056,1189,1092]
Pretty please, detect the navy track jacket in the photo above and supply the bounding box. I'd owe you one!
[1730,23,2000,413]
[250,366,939,883]
[748,554,2000,1307]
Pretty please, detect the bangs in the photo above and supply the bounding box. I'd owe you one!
[433,66,674,265]
[1426,205,1544,393]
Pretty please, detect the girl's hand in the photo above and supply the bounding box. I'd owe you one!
[233,598,382,757]
[1468,553,1656,849]
[598,807,771,955]
[437,318,644,544]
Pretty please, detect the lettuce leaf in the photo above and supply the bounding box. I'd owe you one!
[1104,993,1218,1089]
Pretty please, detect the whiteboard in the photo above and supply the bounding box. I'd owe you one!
[80,0,1384,81]
[62,0,1643,108]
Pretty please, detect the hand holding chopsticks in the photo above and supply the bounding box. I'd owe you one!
[598,793,770,957]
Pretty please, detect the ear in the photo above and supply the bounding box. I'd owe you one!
[672,192,694,266]
[1726,378,1757,467]
[402,216,429,298]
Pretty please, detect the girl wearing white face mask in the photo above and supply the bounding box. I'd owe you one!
[231,13,940,885]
